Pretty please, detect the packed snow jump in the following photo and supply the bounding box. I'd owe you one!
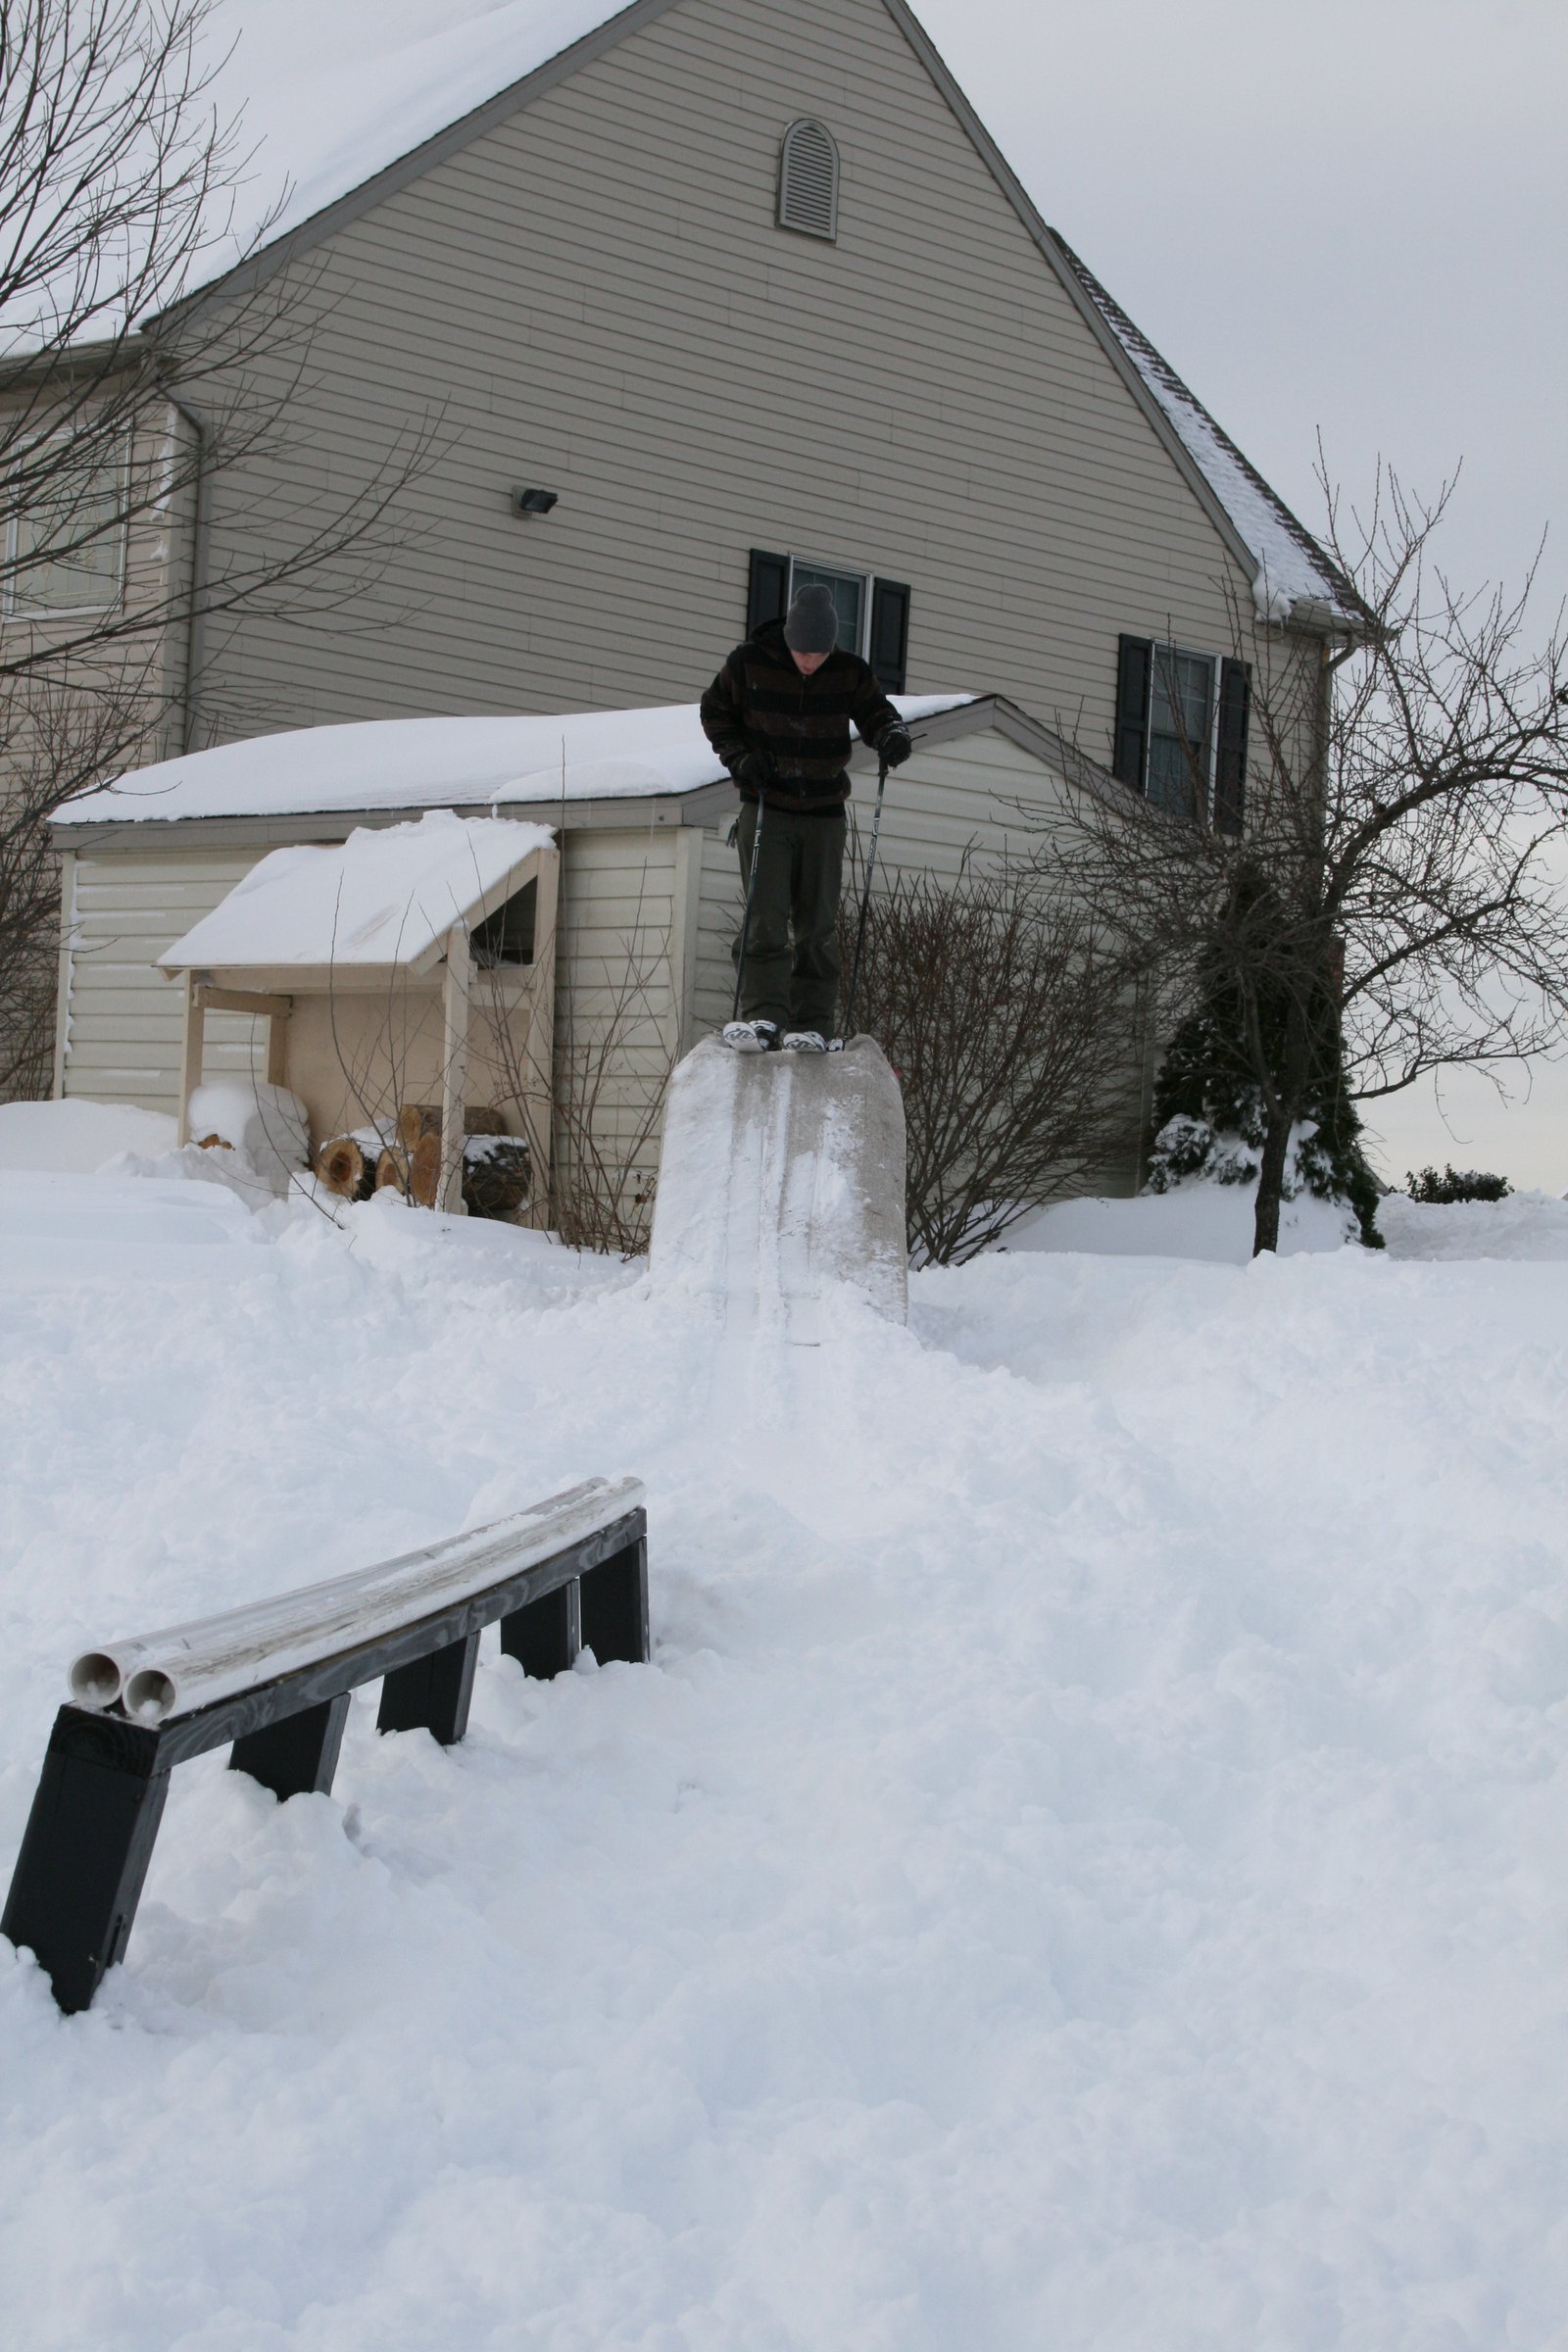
[651,579,913,1331]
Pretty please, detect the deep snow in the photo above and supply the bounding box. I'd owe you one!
[4,1157,1568,2348]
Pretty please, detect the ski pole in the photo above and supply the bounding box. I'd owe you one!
[731,791,768,1023]
[843,755,889,1039]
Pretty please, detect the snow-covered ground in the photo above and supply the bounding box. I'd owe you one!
[4,1147,1568,2348]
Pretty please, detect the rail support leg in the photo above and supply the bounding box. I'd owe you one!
[579,1534,650,1667]
[229,1691,351,1801]
[500,1580,581,1679]
[377,1631,481,1746]
[0,1708,170,2015]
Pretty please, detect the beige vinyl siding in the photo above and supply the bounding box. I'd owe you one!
[60,828,685,1198]
[62,850,268,1112]
[692,727,1149,1194]
[554,826,685,1200]
[692,731,1078,1028]
[189,0,1263,767]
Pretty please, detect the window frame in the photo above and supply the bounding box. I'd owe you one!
[1115,634,1224,821]
[1145,642,1218,822]
[785,553,872,661]
[2,432,130,623]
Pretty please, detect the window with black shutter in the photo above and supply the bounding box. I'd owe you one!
[1113,634,1236,823]
[1214,658,1250,834]
[743,551,912,682]
[1114,636,1152,789]
[747,550,790,637]
[869,578,910,694]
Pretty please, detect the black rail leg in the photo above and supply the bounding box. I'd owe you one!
[579,1535,650,1666]
[229,1691,351,1801]
[500,1580,581,1679]
[0,1707,171,2015]
[377,1632,481,1745]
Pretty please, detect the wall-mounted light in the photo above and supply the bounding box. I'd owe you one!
[512,486,559,517]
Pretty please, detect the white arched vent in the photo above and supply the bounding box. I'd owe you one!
[778,119,839,241]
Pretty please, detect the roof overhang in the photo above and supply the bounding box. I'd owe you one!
[51,695,1102,852]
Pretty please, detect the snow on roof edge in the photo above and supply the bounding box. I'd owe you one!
[60,695,980,829]
[1049,233,1365,630]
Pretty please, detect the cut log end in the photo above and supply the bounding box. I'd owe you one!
[410,1128,442,1208]
[317,1136,372,1200]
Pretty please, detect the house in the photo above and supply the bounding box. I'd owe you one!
[53,692,1123,1226]
[33,0,1358,1209]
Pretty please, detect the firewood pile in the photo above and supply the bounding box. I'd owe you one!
[314,1103,530,1219]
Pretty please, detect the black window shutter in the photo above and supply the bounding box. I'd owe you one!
[1113,636,1152,788]
[747,550,790,636]
[869,577,911,694]
[1214,657,1250,834]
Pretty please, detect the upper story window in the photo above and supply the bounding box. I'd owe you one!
[1114,634,1250,832]
[778,119,839,241]
[748,549,911,693]
[4,442,126,619]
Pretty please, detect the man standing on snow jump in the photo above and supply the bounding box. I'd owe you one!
[700,579,911,1053]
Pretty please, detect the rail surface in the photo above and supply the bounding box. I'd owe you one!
[2,1478,649,2013]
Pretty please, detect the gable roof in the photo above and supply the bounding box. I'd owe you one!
[1048,237,1361,629]
[159,812,555,979]
[183,0,1359,631]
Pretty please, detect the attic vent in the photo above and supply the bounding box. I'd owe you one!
[778,119,839,241]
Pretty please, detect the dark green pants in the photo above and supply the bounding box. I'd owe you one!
[734,801,845,1035]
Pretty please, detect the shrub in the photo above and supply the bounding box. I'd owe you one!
[1405,1164,1511,1204]
[839,857,1139,1265]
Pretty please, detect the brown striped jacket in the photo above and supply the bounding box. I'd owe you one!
[699,619,903,812]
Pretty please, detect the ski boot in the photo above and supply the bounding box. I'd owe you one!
[721,1019,780,1053]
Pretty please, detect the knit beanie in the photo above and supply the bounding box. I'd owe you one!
[783,581,839,655]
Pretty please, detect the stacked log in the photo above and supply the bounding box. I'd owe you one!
[316,1133,377,1200]
[463,1135,532,1220]
[357,1104,528,1218]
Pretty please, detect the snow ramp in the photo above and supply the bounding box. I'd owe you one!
[649,1037,907,1342]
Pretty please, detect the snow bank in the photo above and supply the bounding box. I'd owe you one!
[66,696,973,827]
[4,1177,1568,2342]
[187,1080,311,1196]
[1007,1181,1354,1260]
[0,1099,176,1172]
[1379,1187,1568,1260]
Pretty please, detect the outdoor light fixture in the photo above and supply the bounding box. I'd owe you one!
[512,486,559,517]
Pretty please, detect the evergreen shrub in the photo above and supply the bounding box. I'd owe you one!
[1405,1164,1511,1203]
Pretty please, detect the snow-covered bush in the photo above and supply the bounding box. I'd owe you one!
[1406,1163,1512,1204]
[1146,990,1384,1247]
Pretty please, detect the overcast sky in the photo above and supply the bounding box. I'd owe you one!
[915,0,1568,1187]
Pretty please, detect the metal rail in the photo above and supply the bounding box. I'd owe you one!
[2,1481,650,2014]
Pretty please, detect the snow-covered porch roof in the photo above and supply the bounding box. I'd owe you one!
[52,695,980,846]
[158,812,556,992]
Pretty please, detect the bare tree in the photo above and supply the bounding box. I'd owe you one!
[0,0,439,1094]
[842,856,1142,1265]
[1061,471,1568,1254]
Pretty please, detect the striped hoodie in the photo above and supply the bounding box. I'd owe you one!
[699,618,904,813]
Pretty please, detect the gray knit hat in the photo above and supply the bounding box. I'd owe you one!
[783,581,839,655]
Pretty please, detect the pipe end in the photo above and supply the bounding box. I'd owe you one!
[69,1652,122,1710]
[123,1668,176,1725]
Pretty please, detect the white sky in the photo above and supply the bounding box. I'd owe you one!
[914,0,1568,1190]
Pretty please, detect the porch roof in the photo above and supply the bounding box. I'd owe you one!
[59,696,975,834]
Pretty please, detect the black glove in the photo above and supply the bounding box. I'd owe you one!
[735,749,776,791]
[878,725,912,768]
